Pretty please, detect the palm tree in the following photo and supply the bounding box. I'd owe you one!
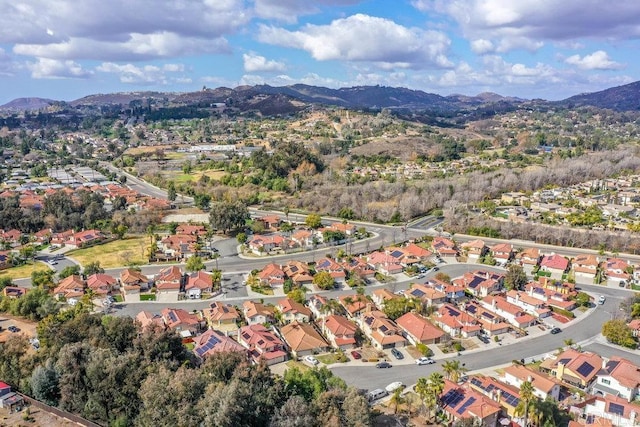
[563,338,574,348]
[389,387,405,414]
[427,372,445,421]
[442,359,467,383]
[515,380,536,427]
[415,377,430,416]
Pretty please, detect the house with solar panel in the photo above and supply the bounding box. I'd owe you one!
[320,314,358,350]
[502,364,562,401]
[439,379,502,427]
[468,375,524,417]
[358,310,407,350]
[366,251,403,275]
[238,324,288,365]
[433,304,482,339]
[202,302,241,334]
[461,301,511,337]
[314,257,347,283]
[593,357,640,402]
[161,308,204,336]
[572,393,639,427]
[431,237,458,260]
[402,283,446,306]
[192,329,247,361]
[539,349,603,389]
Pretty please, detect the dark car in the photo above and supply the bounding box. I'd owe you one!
[376,361,392,369]
[351,350,362,360]
[550,327,561,334]
[8,326,20,333]
[391,348,404,360]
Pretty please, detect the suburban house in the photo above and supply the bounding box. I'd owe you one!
[307,295,330,319]
[572,254,600,282]
[400,242,434,264]
[119,268,149,302]
[248,234,285,255]
[572,394,639,427]
[255,215,282,231]
[603,257,631,285]
[358,310,407,349]
[161,308,203,336]
[539,253,570,278]
[325,221,356,236]
[371,288,397,309]
[86,273,117,296]
[481,294,539,328]
[439,380,501,427]
[2,286,27,299]
[257,263,286,288]
[453,270,502,298]
[238,324,288,365]
[0,381,24,412]
[341,256,376,279]
[506,289,552,318]
[280,321,330,358]
[522,283,577,312]
[540,349,604,388]
[502,364,562,401]
[462,301,511,337]
[135,311,165,330]
[517,247,541,272]
[320,314,358,349]
[154,266,186,302]
[314,257,347,282]
[53,275,85,301]
[157,234,197,260]
[460,239,487,262]
[202,302,241,334]
[66,229,106,248]
[339,294,370,319]
[593,357,640,402]
[396,312,445,345]
[366,251,403,275]
[277,297,312,324]
[282,261,314,286]
[427,279,466,303]
[490,243,513,264]
[193,329,247,360]
[291,229,315,248]
[185,270,213,299]
[431,237,458,259]
[628,319,640,338]
[403,283,447,306]
[243,300,276,325]
[468,374,523,417]
[433,304,482,338]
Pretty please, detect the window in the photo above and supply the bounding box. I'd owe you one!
[601,379,611,385]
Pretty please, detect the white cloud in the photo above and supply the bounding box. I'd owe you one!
[470,39,494,54]
[258,14,453,69]
[422,0,640,52]
[565,50,624,70]
[96,61,186,84]
[243,53,286,72]
[3,0,247,61]
[27,58,92,79]
[253,0,363,23]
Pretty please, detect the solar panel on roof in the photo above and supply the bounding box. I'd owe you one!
[412,289,425,297]
[441,390,464,407]
[467,305,477,314]
[457,397,476,415]
[607,360,620,371]
[470,378,482,387]
[501,391,519,406]
[558,358,571,365]
[168,312,178,322]
[576,361,595,377]
[609,402,625,416]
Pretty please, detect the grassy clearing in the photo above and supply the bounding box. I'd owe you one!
[316,352,348,365]
[67,237,148,268]
[0,262,50,280]
[285,360,310,372]
[168,170,227,184]
[140,294,156,301]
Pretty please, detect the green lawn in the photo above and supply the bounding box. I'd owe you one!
[316,353,348,365]
[140,294,156,301]
[66,236,148,268]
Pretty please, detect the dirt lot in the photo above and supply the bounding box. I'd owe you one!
[0,315,37,344]
[0,406,78,427]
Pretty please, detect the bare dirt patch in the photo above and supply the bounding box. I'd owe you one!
[0,406,78,427]
[0,315,37,343]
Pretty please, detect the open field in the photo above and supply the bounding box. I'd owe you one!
[0,263,50,280]
[172,169,226,184]
[67,237,148,268]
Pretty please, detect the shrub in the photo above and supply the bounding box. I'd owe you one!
[416,343,433,357]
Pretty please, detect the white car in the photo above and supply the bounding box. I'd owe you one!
[598,295,606,305]
[385,381,404,393]
[304,355,319,365]
[416,357,435,365]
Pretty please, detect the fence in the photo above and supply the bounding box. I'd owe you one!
[19,393,103,427]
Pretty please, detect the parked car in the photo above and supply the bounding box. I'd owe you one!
[598,295,606,305]
[415,357,435,365]
[351,350,362,360]
[304,355,319,365]
[376,361,392,369]
[7,326,20,333]
[47,260,57,265]
[385,382,404,393]
[367,389,388,402]
[550,327,562,334]
[391,348,404,360]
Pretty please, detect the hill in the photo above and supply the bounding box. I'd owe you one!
[0,97,56,111]
[560,80,640,111]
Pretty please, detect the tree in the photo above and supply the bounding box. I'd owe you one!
[209,201,249,234]
[504,264,528,290]
[313,271,335,290]
[287,288,306,304]
[185,255,205,272]
[515,381,536,427]
[442,360,467,383]
[602,319,637,348]
[237,232,248,245]
[389,387,404,414]
[30,361,60,406]
[382,297,420,320]
[305,214,322,229]
[270,395,317,427]
[83,261,104,276]
[167,181,177,202]
[434,272,451,283]
[58,265,81,279]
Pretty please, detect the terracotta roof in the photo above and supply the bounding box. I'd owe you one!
[280,321,329,352]
[277,298,312,318]
[540,254,569,271]
[503,364,560,394]
[396,312,444,342]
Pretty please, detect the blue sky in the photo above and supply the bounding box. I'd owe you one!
[0,0,638,104]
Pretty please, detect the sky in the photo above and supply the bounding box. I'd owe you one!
[1,0,639,104]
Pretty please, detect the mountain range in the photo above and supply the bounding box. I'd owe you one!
[2,80,640,114]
